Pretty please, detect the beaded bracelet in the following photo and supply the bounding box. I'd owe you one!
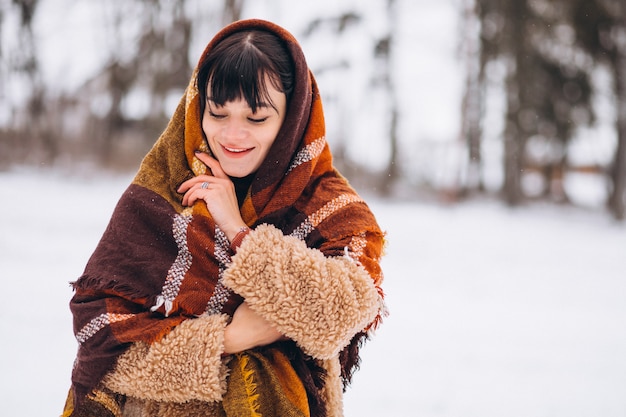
[229,226,251,253]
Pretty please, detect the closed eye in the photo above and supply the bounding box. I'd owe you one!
[208,111,226,120]
[248,116,269,123]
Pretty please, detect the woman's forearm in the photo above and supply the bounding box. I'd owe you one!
[222,224,383,359]
[222,301,285,354]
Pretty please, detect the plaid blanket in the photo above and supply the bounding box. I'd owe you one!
[68,19,385,414]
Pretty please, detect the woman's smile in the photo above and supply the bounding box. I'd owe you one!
[222,145,254,155]
[202,79,287,178]
[224,146,250,153]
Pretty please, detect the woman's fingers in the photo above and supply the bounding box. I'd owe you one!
[177,151,225,194]
[179,151,228,188]
[176,152,246,238]
[179,175,208,192]
[178,175,211,205]
[181,185,201,207]
[177,151,228,204]
[194,151,228,179]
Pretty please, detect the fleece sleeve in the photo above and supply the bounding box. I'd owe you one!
[102,313,230,403]
[222,224,383,359]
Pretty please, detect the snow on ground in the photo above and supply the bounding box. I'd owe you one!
[1,169,625,416]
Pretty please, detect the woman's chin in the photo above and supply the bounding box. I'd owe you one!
[223,166,254,178]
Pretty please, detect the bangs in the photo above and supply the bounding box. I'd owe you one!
[197,30,294,116]
[205,45,283,113]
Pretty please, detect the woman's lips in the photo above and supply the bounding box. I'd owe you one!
[222,145,253,156]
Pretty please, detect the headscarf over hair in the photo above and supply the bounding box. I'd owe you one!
[69,19,384,409]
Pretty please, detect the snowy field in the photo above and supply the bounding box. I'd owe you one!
[1,169,625,417]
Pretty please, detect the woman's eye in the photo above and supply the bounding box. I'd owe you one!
[209,111,226,119]
[248,116,268,123]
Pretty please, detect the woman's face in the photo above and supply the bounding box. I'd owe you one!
[202,80,287,178]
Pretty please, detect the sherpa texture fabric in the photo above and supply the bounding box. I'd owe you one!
[67,18,385,417]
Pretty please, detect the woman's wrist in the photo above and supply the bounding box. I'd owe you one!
[229,226,251,253]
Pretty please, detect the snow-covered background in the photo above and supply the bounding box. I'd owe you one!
[1,169,625,416]
[1,0,625,415]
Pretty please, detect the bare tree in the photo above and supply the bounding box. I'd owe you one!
[80,0,194,165]
[459,0,485,193]
[305,2,399,194]
[570,0,626,219]
[2,0,61,164]
[613,23,626,219]
[378,0,400,195]
[475,0,595,205]
[222,0,244,25]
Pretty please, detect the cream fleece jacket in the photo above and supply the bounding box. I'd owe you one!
[103,224,382,416]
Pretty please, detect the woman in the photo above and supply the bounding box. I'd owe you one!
[63,19,386,417]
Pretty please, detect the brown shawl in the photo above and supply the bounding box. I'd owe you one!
[69,18,384,410]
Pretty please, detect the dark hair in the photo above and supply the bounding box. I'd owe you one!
[197,30,295,115]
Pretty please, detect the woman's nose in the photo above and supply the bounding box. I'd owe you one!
[222,120,246,140]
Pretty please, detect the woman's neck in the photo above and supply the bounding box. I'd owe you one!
[231,173,255,207]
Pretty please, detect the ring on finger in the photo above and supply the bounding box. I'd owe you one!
[201,181,209,189]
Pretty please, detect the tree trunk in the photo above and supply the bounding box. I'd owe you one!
[385,106,400,183]
[502,0,528,205]
[222,0,244,25]
[503,103,525,204]
[381,0,400,195]
[608,23,626,219]
[461,0,484,193]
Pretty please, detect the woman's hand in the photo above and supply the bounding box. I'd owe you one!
[223,302,286,354]
[177,151,247,241]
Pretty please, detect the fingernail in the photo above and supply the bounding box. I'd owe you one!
[194,150,202,154]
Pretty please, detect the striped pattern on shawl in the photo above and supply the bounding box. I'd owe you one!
[69,19,385,409]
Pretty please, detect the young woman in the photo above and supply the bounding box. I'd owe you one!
[63,19,386,417]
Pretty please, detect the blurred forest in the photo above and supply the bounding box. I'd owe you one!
[1,0,625,219]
